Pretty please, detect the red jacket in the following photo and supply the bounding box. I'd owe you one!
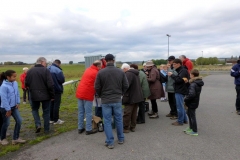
[20,72,27,89]
[183,58,193,73]
[76,65,99,101]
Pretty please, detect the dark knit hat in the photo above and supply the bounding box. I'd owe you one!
[105,54,115,61]
[167,56,175,61]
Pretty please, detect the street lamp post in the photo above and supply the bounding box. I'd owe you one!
[201,51,203,70]
[166,34,171,58]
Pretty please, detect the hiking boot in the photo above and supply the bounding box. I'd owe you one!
[78,128,85,134]
[149,113,159,119]
[12,138,26,145]
[184,121,188,124]
[187,131,198,136]
[53,119,65,125]
[170,116,178,120]
[130,128,135,132]
[123,129,129,133]
[1,139,9,145]
[183,127,192,132]
[86,129,98,135]
[172,121,183,126]
[35,127,41,133]
[166,113,173,117]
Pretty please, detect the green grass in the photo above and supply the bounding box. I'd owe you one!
[0,64,84,157]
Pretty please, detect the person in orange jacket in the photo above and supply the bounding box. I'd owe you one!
[76,60,102,135]
[20,67,29,104]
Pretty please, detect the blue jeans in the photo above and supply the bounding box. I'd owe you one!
[31,101,50,132]
[175,93,188,124]
[0,107,22,140]
[102,103,124,145]
[78,99,93,131]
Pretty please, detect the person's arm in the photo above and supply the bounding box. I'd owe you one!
[122,73,129,94]
[15,82,21,105]
[46,70,55,99]
[56,71,65,84]
[231,65,240,77]
[20,74,24,83]
[94,73,102,96]
[0,86,11,111]
[171,70,186,84]
[184,83,196,102]
[147,70,157,82]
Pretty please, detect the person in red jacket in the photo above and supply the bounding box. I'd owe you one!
[20,67,29,104]
[76,60,102,135]
[179,55,193,73]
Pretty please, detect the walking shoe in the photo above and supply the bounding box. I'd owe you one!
[1,139,9,145]
[237,111,240,115]
[172,121,183,126]
[186,131,198,136]
[23,101,26,104]
[166,113,173,117]
[49,121,54,124]
[136,121,145,124]
[183,127,192,132]
[184,121,188,124]
[86,129,98,135]
[149,113,159,119]
[12,138,26,145]
[118,141,124,144]
[53,119,65,125]
[35,127,41,133]
[148,111,154,116]
[123,129,129,133]
[170,116,178,120]
[130,128,135,132]
[78,128,85,134]
[105,143,114,149]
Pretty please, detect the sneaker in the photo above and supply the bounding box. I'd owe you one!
[148,111,154,116]
[53,119,65,125]
[183,127,192,132]
[172,121,183,126]
[49,121,54,124]
[78,128,85,134]
[23,101,26,104]
[118,141,124,144]
[149,113,159,119]
[166,113,173,117]
[105,143,114,149]
[12,138,26,145]
[187,131,198,136]
[170,116,178,120]
[1,139,9,145]
[123,129,129,133]
[86,129,98,135]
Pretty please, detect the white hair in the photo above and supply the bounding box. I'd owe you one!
[143,63,146,66]
[36,57,47,64]
[121,63,130,70]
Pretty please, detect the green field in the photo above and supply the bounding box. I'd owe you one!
[0,64,85,156]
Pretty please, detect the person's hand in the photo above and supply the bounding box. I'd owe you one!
[168,72,173,76]
[183,77,188,83]
[6,110,12,117]
[16,104,20,109]
[167,64,171,68]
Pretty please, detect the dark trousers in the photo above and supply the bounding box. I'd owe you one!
[150,99,158,113]
[235,85,240,111]
[31,100,50,132]
[137,101,145,123]
[168,92,177,116]
[0,112,3,137]
[95,107,103,119]
[50,93,62,122]
[22,89,29,102]
[187,108,197,132]
[123,104,138,130]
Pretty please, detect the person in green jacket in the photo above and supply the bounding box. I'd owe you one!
[166,56,178,119]
[130,64,150,124]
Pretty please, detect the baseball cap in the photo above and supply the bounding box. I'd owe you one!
[105,54,115,61]
[167,56,175,61]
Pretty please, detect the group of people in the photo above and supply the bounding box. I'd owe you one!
[0,54,205,149]
[0,57,65,145]
[76,53,204,149]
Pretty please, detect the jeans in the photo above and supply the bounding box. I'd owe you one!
[235,85,240,111]
[168,92,177,116]
[50,93,62,122]
[187,108,197,132]
[22,88,29,102]
[175,93,188,124]
[150,99,158,113]
[78,99,93,131]
[0,112,3,138]
[31,101,50,132]
[137,101,145,123]
[123,104,138,130]
[102,103,124,145]
[0,107,22,140]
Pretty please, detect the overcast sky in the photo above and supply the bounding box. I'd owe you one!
[0,0,240,63]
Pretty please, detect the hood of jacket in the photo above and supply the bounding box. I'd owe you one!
[127,68,139,76]
[189,77,204,86]
[183,58,190,65]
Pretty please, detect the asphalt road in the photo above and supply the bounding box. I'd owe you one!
[2,74,240,160]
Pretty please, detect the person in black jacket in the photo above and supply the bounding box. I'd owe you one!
[121,63,144,133]
[25,57,54,133]
[168,59,189,126]
[184,69,204,136]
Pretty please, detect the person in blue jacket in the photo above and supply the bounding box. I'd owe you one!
[48,59,65,124]
[230,57,240,115]
[0,70,26,145]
